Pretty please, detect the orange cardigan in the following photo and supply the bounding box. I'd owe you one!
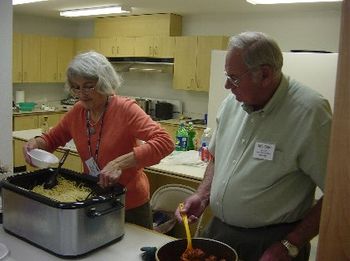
[42,96,174,209]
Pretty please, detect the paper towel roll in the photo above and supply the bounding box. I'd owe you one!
[15,91,25,103]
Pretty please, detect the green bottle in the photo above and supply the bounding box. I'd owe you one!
[186,122,196,151]
[175,122,188,151]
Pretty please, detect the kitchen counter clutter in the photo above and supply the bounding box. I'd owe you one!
[0,223,174,261]
[147,150,206,181]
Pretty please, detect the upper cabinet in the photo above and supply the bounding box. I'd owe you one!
[75,38,101,54]
[94,14,182,37]
[13,34,74,83]
[57,37,75,82]
[173,36,228,92]
[95,14,180,59]
[40,36,74,83]
[100,37,135,57]
[13,33,41,83]
[13,33,22,83]
[22,34,41,83]
[40,36,57,82]
[134,36,175,58]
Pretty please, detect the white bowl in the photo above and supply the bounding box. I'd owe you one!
[27,149,59,168]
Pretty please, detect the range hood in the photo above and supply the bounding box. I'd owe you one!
[108,57,174,73]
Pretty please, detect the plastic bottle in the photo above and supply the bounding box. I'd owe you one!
[199,127,212,160]
[200,127,212,148]
[175,122,189,151]
[200,143,210,162]
[186,122,196,151]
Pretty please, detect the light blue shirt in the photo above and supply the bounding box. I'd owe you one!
[209,75,332,228]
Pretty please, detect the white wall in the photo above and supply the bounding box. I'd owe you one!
[13,8,342,118]
[183,10,340,52]
[0,0,13,169]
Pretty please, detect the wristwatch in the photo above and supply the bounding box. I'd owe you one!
[281,239,299,258]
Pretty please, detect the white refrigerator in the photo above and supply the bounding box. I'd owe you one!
[207,50,338,130]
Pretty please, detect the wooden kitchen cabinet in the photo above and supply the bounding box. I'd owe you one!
[13,115,38,131]
[13,112,65,131]
[134,36,175,58]
[37,113,63,129]
[173,36,228,92]
[100,37,135,57]
[94,13,182,37]
[40,36,58,82]
[13,33,22,83]
[13,33,41,83]
[41,36,75,82]
[173,37,197,91]
[57,37,75,81]
[75,38,100,54]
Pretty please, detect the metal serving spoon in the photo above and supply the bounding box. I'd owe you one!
[179,202,193,251]
[44,149,69,189]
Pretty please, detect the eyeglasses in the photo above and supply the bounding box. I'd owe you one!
[225,69,251,88]
[70,84,95,96]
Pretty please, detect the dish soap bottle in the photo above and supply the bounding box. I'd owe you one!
[175,121,188,151]
[186,122,196,151]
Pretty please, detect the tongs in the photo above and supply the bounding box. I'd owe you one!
[44,149,69,189]
[179,202,193,251]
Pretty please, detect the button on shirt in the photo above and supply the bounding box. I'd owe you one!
[209,75,332,228]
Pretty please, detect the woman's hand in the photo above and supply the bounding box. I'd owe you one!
[99,152,136,188]
[175,193,208,224]
[99,160,122,188]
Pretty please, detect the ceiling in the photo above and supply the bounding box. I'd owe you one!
[13,0,342,20]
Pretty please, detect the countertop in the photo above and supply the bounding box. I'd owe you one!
[13,108,69,116]
[13,129,206,181]
[0,223,174,261]
[158,119,206,129]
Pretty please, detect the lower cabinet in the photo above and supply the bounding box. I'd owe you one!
[13,112,65,131]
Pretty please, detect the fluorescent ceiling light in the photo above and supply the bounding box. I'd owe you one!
[60,5,130,18]
[247,0,341,3]
[12,0,48,5]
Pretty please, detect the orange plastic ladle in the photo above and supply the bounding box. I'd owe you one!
[179,202,193,250]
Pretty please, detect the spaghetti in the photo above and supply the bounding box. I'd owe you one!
[32,176,92,202]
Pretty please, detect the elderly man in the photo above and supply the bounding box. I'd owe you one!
[176,32,332,261]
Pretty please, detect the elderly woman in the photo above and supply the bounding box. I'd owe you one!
[23,51,174,228]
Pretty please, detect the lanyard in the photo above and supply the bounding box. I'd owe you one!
[86,97,109,162]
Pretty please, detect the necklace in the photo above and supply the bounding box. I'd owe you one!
[86,97,109,135]
[87,112,103,135]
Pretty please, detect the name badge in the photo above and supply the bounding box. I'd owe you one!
[253,142,275,161]
[85,157,100,177]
